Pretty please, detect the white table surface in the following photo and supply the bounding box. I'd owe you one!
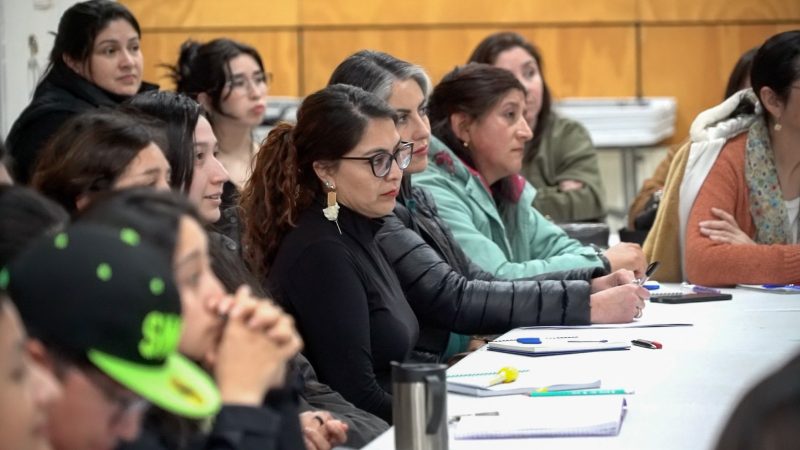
[363,286,800,450]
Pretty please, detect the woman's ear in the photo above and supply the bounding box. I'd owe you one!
[75,193,93,212]
[197,92,213,112]
[449,112,472,145]
[26,339,53,370]
[62,55,86,78]
[312,161,334,187]
[759,86,784,121]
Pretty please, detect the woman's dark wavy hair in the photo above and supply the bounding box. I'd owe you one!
[428,63,526,171]
[468,32,551,151]
[124,91,207,192]
[240,84,396,278]
[31,110,166,215]
[169,38,265,116]
[47,0,140,74]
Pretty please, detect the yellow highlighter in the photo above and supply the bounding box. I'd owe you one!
[486,366,519,387]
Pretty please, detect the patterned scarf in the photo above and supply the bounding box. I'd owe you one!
[745,118,793,244]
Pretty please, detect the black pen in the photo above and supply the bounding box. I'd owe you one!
[637,261,661,286]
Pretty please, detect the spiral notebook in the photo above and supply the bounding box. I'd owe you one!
[447,369,601,397]
[453,396,627,439]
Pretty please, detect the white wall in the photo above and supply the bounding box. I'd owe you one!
[0,0,81,138]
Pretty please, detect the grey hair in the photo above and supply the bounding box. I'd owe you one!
[328,50,431,101]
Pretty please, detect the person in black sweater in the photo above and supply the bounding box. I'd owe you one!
[241,85,418,423]
[328,51,650,361]
[206,232,387,449]
[6,0,157,184]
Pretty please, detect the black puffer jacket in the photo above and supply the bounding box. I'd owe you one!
[376,181,606,358]
[6,63,156,183]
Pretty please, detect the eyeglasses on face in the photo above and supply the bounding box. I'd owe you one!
[79,367,149,426]
[226,71,272,93]
[339,141,414,177]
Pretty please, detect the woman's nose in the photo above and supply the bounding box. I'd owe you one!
[517,118,533,141]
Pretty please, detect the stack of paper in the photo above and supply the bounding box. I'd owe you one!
[453,396,627,439]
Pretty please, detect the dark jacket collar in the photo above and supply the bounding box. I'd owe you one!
[39,63,157,109]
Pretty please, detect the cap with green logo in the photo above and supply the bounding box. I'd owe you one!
[2,223,221,418]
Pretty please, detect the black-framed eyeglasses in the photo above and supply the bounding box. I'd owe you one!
[339,141,414,178]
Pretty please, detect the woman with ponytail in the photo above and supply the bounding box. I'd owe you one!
[171,38,269,190]
[241,84,417,423]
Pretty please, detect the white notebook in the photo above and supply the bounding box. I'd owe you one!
[447,369,601,397]
[453,396,627,439]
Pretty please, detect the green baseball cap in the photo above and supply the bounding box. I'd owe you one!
[2,223,221,418]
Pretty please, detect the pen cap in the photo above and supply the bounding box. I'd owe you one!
[392,362,449,450]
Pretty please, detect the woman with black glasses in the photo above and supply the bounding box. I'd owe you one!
[171,38,270,190]
[240,84,415,423]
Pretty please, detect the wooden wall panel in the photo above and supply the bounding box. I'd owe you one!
[639,0,800,23]
[124,0,796,145]
[140,31,300,96]
[300,0,637,26]
[641,24,800,143]
[122,0,299,28]
[301,27,637,97]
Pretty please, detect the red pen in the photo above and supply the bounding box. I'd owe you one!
[632,339,662,349]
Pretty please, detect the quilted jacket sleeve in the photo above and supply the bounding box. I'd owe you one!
[377,214,592,330]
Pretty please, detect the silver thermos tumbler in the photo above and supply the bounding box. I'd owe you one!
[392,361,448,450]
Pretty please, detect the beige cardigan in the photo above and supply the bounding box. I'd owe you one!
[642,141,691,282]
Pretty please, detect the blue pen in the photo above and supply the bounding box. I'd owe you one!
[681,283,722,294]
[516,337,542,344]
[763,284,800,290]
[643,281,660,291]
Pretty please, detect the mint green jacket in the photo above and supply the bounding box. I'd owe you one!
[413,137,605,279]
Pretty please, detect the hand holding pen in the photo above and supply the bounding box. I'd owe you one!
[589,283,649,323]
[590,269,636,293]
[636,261,661,287]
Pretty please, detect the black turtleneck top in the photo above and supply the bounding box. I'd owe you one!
[267,203,418,423]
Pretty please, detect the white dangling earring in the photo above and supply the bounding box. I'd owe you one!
[774,122,782,131]
[322,180,342,235]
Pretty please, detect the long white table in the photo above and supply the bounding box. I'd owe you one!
[364,286,800,450]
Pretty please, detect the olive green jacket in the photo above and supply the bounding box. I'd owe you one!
[522,114,606,222]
